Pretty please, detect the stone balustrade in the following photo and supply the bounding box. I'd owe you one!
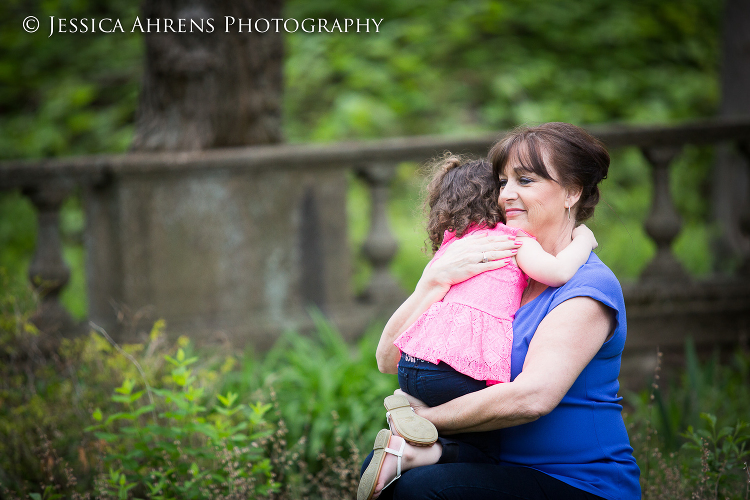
[1,117,749,388]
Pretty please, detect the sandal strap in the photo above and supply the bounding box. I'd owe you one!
[383,437,406,490]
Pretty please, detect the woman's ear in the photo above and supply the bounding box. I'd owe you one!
[565,186,583,208]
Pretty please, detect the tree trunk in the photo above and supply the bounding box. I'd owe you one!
[712,0,750,269]
[131,0,284,151]
[90,0,351,349]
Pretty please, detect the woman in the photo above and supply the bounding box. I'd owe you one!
[363,122,641,500]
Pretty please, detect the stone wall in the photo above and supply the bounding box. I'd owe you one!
[85,168,351,349]
[2,118,749,389]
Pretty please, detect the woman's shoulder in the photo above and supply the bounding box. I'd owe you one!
[565,253,622,291]
[553,253,624,307]
[552,254,628,353]
[569,253,620,284]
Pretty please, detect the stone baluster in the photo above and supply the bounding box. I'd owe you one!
[639,146,690,284]
[23,180,79,340]
[737,140,750,275]
[355,162,403,304]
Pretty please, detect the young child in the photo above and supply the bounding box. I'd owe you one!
[357,155,597,500]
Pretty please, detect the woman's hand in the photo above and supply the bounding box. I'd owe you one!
[410,296,614,434]
[421,232,522,292]
[376,231,520,374]
[393,389,430,416]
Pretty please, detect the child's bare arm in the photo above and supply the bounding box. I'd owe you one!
[514,225,597,287]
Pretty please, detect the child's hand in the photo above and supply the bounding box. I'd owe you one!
[572,224,598,250]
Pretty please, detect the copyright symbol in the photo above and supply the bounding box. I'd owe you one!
[23,16,39,33]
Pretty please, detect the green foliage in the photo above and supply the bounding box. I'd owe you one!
[0,193,37,311]
[0,0,727,303]
[682,414,750,498]
[626,342,750,499]
[0,0,722,153]
[0,267,39,346]
[86,348,278,499]
[0,331,125,495]
[633,409,750,499]
[0,278,372,499]
[223,311,397,463]
[628,340,750,453]
[3,271,750,499]
[284,0,721,142]
[0,0,140,160]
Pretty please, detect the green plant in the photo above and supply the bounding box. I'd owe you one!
[86,341,278,499]
[0,284,380,500]
[222,311,398,465]
[682,413,750,499]
[7,257,750,500]
[627,341,750,499]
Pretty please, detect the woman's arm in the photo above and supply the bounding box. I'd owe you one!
[515,224,598,287]
[375,232,521,374]
[412,295,614,432]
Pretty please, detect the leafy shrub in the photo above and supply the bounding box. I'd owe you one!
[86,345,278,499]
[4,267,750,499]
[0,273,389,499]
[626,343,750,499]
[223,312,397,463]
[682,414,750,499]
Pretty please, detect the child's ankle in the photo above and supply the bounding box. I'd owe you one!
[393,436,442,470]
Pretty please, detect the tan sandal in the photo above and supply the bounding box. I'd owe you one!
[384,394,438,447]
[357,429,405,500]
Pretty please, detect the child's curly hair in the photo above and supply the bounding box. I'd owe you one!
[424,154,504,254]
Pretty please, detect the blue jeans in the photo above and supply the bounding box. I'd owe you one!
[397,353,487,407]
[360,354,604,499]
[397,353,502,462]
[366,462,605,500]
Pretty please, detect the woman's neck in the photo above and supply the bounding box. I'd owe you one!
[520,279,547,306]
[536,220,576,256]
[520,220,576,306]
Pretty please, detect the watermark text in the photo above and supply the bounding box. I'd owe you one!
[22,16,385,36]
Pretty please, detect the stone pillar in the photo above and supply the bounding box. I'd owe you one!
[640,146,689,284]
[737,141,750,275]
[713,0,750,270]
[23,180,80,341]
[356,163,404,306]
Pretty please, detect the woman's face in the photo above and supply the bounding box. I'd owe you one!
[497,148,569,240]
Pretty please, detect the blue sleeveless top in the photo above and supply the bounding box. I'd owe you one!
[496,253,641,500]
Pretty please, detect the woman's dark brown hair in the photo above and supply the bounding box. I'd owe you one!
[488,122,610,223]
[424,154,504,254]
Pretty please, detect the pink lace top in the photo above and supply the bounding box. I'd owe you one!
[393,223,531,384]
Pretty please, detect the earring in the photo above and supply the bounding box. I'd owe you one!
[568,206,571,221]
